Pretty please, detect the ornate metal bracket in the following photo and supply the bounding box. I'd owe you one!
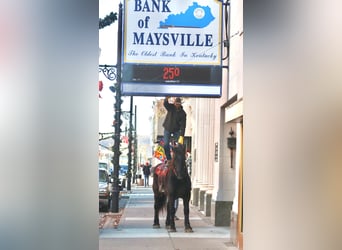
[99,132,114,141]
[99,64,118,81]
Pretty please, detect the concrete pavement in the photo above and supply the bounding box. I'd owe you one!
[99,185,238,250]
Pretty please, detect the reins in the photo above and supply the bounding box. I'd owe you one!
[168,159,178,177]
[169,153,187,178]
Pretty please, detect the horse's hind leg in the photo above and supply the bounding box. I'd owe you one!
[152,175,161,228]
[183,196,193,233]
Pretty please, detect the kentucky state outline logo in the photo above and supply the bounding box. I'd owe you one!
[159,2,215,29]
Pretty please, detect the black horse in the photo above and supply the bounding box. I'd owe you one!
[152,144,193,232]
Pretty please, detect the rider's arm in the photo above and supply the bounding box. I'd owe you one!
[163,96,173,111]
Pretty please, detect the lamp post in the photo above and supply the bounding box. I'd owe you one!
[98,3,123,213]
[127,96,133,191]
[132,105,137,184]
[121,105,134,191]
[111,2,123,213]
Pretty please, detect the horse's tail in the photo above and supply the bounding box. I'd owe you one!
[155,191,167,214]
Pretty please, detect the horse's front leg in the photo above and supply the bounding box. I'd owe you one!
[183,197,193,232]
[166,197,176,232]
[153,195,160,228]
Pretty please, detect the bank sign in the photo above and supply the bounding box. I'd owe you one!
[122,0,222,97]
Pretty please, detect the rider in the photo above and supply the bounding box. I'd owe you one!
[162,96,187,220]
[162,96,187,165]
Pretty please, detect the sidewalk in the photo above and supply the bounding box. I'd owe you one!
[99,184,238,250]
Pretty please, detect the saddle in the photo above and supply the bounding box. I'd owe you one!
[155,163,169,192]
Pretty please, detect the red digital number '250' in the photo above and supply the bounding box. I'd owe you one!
[163,67,180,80]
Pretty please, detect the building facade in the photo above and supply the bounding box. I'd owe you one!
[152,1,243,248]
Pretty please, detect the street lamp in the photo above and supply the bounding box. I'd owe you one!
[127,96,133,191]
[121,100,135,192]
[133,105,138,184]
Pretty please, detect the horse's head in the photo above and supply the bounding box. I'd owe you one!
[171,143,188,180]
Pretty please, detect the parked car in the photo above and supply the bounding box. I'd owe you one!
[99,168,111,212]
[119,164,128,187]
[106,165,127,190]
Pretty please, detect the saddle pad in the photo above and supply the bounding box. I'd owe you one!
[155,164,168,177]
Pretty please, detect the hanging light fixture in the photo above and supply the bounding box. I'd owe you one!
[227,127,236,168]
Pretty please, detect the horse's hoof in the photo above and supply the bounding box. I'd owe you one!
[168,228,176,232]
[153,224,160,229]
[185,227,193,233]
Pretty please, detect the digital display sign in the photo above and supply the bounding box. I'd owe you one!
[122,64,221,84]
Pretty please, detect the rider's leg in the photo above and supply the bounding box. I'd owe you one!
[173,132,180,144]
[163,130,172,161]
